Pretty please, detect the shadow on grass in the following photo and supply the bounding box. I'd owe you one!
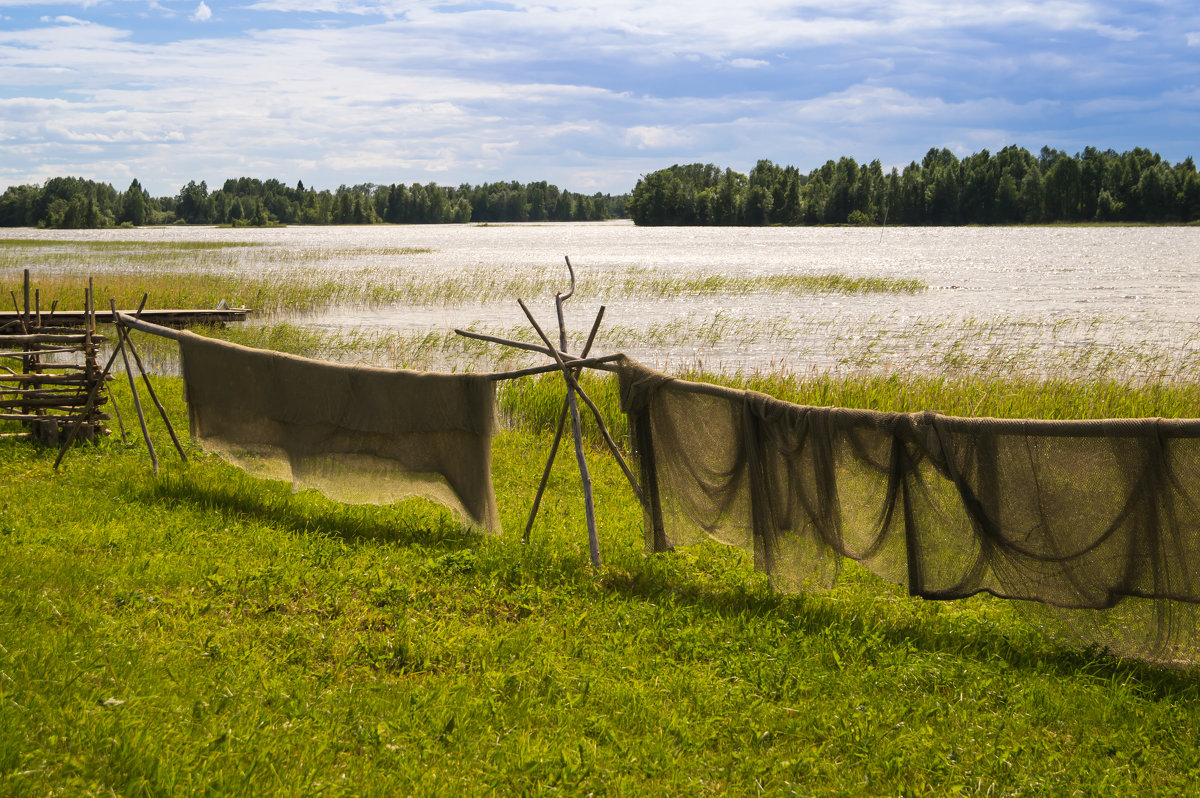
[129,465,484,551]
[597,556,1200,695]
[128,461,1200,694]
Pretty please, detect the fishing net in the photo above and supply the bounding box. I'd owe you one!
[618,357,1200,664]
[177,331,501,533]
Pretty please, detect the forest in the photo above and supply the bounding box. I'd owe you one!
[5,145,1199,229]
[627,146,1200,226]
[0,176,626,228]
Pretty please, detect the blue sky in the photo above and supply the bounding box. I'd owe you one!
[1,1,1197,196]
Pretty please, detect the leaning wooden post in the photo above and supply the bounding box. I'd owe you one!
[20,270,31,418]
[111,301,157,473]
[556,266,600,568]
[83,279,97,437]
[121,317,187,461]
[517,265,601,567]
[558,304,600,564]
[523,305,606,545]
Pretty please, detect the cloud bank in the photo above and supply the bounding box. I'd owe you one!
[0,1,1197,196]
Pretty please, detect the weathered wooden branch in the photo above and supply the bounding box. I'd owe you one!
[0,373,93,385]
[112,300,158,474]
[517,298,643,505]
[120,308,187,462]
[0,333,103,345]
[523,306,607,544]
[112,312,185,341]
[486,353,622,381]
[2,412,107,423]
[53,296,148,469]
[0,395,104,409]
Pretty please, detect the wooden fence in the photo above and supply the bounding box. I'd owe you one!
[0,270,109,444]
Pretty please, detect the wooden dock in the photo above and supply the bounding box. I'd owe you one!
[0,307,251,332]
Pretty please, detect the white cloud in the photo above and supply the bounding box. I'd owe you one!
[0,0,1194,195]
[624,125,692,150]
[729,58,769,69]
[39,15,89,24]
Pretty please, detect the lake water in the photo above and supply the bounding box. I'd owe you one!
[8,222,1200,379]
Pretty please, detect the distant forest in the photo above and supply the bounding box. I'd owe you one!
[5,145,1198,230]
[0,176,628,228]
[627,146,1200,226]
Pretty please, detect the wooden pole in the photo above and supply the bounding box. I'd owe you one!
[52,296,147,469]
[110,300,157,472]
[523,306,606,544]
[551,262,601,567]
[485,353,622,381]
[20,271,30,417]
[517,298,642,504]
[120,305,187,461]
[524,401,570,546]
[112,312,185,341]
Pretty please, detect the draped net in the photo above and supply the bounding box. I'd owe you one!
[618,357,1200,664]
[178,331,501,533]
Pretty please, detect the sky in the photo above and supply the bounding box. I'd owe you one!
[1,1,1198,197]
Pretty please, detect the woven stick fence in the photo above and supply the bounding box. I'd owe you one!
[0,270,109,445]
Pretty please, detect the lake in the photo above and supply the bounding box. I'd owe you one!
[7,221,1200,379]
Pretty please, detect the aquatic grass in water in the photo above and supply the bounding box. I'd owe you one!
[0,238,265,251]
[624,271,926,296]
[2,238,928,319]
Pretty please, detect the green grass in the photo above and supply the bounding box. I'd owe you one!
[4,374,1200,794]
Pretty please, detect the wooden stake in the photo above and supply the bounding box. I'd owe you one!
[549,261,601,568]
[523,306,607,544]
[53,296,148,469]
[486,353,622,381]
[517,298,642,504]
[110,300,157,472]
[121,307,187,461]
[524,401,570,546]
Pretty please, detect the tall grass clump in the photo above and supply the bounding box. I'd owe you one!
[499,366,1200,452]
[499,371,627,444]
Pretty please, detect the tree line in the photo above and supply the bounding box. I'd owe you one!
[0,176,627,228]
[627,146,1200,226]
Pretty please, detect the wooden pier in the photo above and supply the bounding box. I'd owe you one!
[2,269,252,447]
[0,306,250,332]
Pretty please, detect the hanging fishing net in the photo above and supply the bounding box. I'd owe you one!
[618,357,1200,664]
[177,331,501,533]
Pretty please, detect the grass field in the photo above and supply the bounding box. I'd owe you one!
[4,364,1200,796]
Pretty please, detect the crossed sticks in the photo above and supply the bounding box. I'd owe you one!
[455,257,641,568]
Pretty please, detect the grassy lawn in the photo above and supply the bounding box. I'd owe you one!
[3,375,1200,796]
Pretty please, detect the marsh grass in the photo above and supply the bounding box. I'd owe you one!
[3,236,927,322]
[4,376,1200,795]
[0,239,264,251]
[499,367,1200,451]
[143,308,1200,389]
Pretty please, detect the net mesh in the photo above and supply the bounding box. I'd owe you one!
[178,331,501,533]
[618,357,1200,664]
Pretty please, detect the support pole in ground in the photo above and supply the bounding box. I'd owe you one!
[513,259,605,567]
[119,301,187,462]
[523,305,606,545]
[53,296,147,469]
[553,258,600,568]
[111,300,157,473]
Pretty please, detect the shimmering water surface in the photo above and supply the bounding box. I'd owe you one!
[8,222,1200,377]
